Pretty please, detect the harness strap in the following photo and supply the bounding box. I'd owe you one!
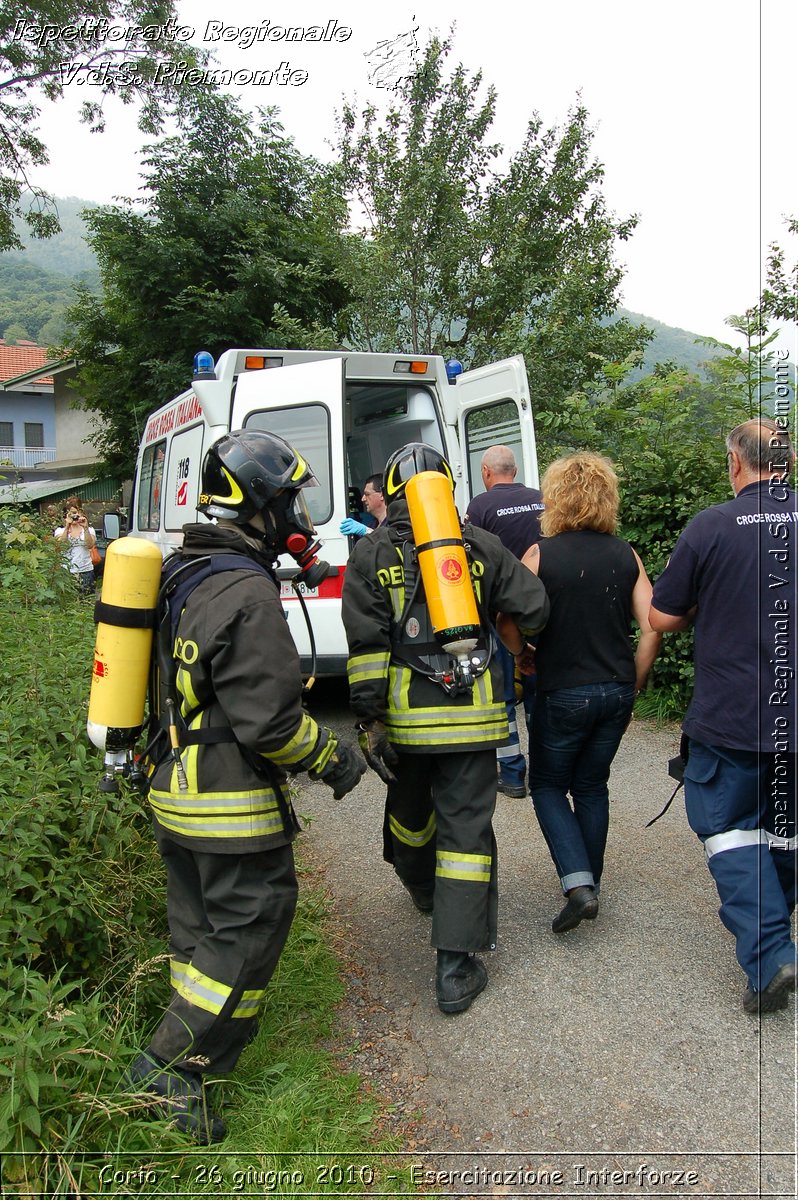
[148,552,277,764]
[646,733,689,827]
[94,600,158,629]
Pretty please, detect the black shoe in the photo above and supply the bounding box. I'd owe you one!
[742,961,797,1014]
[551,886,599,933]
[404,882,435,912]
[436,950,488,1014]
[496,779,527,798]
[125,1052,227,1144]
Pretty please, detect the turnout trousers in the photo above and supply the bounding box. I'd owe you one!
[148,822,298,1074]
[684,740,797,993]
[382,748,499,952]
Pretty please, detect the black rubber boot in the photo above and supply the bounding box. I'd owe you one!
[551,885,599,933]
[435,950,488,1014]
[404,882,435,912]
[125,1051,227,1144]
[742,960,797,1014]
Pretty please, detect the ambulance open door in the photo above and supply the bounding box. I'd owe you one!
[229,356,350,670]
[230,356,346,534]
[449,355,539,506]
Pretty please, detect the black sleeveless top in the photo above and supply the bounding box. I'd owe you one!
[534,530,639,693]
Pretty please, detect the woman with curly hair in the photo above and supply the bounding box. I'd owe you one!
[520,453,661,933]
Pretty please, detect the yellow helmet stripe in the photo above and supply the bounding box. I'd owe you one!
[291,454,308,482]
[217,465,244,505]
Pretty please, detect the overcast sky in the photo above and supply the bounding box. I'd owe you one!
[30,0,798,347]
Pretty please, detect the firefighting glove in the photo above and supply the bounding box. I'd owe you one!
[357,720,399,785]
[340,517,369,537]
[311,739,367,800]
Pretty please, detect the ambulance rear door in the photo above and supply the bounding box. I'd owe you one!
[230,357,349,670]
[449,355,539,506]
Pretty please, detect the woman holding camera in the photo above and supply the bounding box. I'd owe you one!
[54,496,97,595]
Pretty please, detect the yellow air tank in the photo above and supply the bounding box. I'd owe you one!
[87,537,163,753]
[405,470,480,656]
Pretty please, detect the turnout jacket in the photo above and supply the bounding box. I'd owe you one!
[149,524,335,853]
[342,500,549,752]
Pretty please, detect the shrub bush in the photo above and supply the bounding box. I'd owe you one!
[0,507,174,1190]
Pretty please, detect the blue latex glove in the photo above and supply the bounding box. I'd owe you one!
[340,517,369,537]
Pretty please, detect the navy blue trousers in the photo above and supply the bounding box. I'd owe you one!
[684,740,797,992]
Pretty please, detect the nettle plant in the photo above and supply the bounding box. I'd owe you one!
[0,504,78,606]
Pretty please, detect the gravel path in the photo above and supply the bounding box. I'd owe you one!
[299,683,797,1198]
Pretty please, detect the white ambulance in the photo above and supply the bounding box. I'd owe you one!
[131,348,539,675]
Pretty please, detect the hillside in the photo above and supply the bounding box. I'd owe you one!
[614,308,718,377]
[6,195,101,278]
[0,196,101,346]
[0,196,719,372]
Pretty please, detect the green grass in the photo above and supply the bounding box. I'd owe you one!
[3,878,416,1198]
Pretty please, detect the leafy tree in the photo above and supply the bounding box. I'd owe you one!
[335,33,650,408]
[762,217,797,323]
[65,89,350,477]
[1,321,29,343]
[696,309,780,418]
[0,0,203,251]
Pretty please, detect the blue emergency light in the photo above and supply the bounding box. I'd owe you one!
[193,350,216,381]
[445,359,464,385]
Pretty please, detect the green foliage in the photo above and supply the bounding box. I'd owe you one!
[0,258,87,344]
[614,307,722,380]
[336,33,650,405]
[66,90,351,477]
[0,195,102,347]
[0,1,205,251]
[697,309,783,418]
[0,509,165,984]
[762,216,798,323]
[0,505,77,605]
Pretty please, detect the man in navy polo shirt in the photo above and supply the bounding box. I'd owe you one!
[650,418,797,1013]
[466,445,544,798]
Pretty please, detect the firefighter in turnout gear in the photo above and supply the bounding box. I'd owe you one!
[126,430,366,1142]
[341,443,549,1013]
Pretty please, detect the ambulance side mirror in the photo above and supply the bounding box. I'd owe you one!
[103,512,122,541]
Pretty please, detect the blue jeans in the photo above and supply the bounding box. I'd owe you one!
[495,640,536,788]
[530,681,636,891]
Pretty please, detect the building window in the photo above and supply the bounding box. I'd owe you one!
[0,421,12,448]
[24,423,44,448]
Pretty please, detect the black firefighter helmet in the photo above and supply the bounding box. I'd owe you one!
[199,428,316,520]
[383,442,455,502]
[198,429,324,578]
